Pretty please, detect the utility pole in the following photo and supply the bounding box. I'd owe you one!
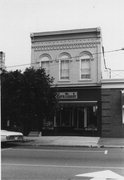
[0,51,5,129]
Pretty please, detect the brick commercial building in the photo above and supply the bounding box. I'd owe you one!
[30,28,124,137]
[101,79,124,137]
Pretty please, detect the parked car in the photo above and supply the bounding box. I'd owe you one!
[1,130,23,142]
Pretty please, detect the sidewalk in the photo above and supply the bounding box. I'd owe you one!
[23,136,124,148]
[99,137,124,148]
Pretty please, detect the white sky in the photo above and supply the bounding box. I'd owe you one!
[0,0,124,71]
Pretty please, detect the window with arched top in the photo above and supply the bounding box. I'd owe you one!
[59,53,71,80]
[39,54,51,74]
[79,52,92,80]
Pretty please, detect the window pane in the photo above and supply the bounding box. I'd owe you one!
[59,53,71,80]
[60,60,69,79]
[41,61,49,74]
[81,58,90,79]
[40,55,50,74]
[122,108,124,124]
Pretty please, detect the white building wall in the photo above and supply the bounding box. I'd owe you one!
[31,28,102,87]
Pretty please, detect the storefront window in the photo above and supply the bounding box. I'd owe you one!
[122,108,124,124]
[55,104,98,131]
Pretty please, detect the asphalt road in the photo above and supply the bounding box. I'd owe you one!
[1,145,124,180]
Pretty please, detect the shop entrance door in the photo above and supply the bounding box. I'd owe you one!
[75,106,98,131]
[75,107,87,129]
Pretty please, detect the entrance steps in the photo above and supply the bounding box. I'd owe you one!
[28,131,41,137]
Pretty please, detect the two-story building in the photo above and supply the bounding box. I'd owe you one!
[31,28,103,136]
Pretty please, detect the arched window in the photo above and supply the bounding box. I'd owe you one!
[39,54,51,74]
[59,53,71,80]
[79,52,92,79]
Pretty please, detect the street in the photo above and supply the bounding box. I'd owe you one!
[1,145,124,180]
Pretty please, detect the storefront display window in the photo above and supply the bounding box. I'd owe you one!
[55,104,98,132]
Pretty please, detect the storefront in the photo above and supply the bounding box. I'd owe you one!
[31,28,102,137]
[43,86,101,136]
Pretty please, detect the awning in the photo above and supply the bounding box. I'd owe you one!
[59,101,98,107]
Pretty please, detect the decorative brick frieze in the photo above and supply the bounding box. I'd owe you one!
[32,40,99,51]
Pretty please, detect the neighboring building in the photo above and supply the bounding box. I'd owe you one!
[0,51,5,71]
[101,79,124,137]
[31,28,102,136]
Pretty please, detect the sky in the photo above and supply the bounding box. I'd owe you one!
[0,0,124,71]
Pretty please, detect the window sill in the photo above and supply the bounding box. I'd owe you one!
[78,79,92,82]
[58,79,70,82]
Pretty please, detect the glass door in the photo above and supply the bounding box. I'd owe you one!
[74,106,98,131]
[76,107,84,129]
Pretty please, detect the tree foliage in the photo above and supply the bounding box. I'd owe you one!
[1,68,58,135]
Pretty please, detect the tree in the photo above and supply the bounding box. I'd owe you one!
[1,68,58,135]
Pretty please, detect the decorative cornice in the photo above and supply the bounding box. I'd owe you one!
[31,27,101,38]
[32,41,99,51]
[102,79,124,89]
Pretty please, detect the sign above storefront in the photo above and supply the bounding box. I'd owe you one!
[58,92,78,99]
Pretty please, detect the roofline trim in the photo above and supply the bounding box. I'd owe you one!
[30,27,101,38]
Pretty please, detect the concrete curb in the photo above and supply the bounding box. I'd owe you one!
[22,138,124,148]
[99,145,124,148]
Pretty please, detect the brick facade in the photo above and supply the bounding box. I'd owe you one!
[102,80,124,137]
[30,28,124,137]
[31,28,102,87]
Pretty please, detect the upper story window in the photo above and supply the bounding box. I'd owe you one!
[39,54,51,74]
[59,53,71,80]
[79,52,92,80]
